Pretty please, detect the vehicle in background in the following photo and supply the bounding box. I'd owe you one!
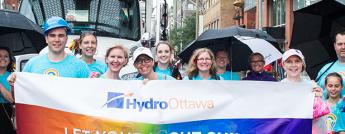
[18,0,141,77]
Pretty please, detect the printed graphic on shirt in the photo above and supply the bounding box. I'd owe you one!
[44,68,59,76]
[325,113,337,131]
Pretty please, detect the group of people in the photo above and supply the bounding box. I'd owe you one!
[0,16,345,133]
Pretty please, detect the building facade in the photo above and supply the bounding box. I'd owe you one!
[242,0,322,50]
[202,0,237,30]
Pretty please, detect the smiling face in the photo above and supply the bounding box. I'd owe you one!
[134,55,154,77]
[283,55,303,78]
[326,76,343,99]
[0,49,10,69]
[215,51,229,69]
[156,43,172,64]
[80,35,97,58]
[105,48,127,73]
[45,28,68,54]
[196,52,213,72]
[250,55,265,73]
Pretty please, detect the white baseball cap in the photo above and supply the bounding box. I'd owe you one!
[132,47,154,61]
[282,49,305,62]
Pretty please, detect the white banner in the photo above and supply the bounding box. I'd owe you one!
[15,73,314,134]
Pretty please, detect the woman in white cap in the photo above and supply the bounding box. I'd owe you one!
[281,49,329,133]
[132,47,175,80]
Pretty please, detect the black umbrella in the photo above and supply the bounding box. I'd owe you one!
[178,26,282,71]
[0,10,46,55]
[290,0,345,79]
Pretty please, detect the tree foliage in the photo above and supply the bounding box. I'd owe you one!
[169,12,196,54]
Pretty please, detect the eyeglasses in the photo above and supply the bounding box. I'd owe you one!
[216,57,227,60]
[251,60,264,63]
[135,58,152,65]
[197,58,212,62]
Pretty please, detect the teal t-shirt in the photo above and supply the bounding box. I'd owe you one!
[334,98,345,132]
[183,74,224,80]
[326,100,344,132]
[87,59,107,75]
[218,71,240,80]
[23,54,91,78]
[134,73,176,80]
[0,71,11,103]
[316,60,345,98]
[99,74,121,80]
[154,66,172,76]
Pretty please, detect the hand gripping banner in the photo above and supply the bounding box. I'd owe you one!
[14,73,314,134]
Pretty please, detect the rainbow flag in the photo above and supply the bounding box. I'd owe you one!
[15,73,313,134]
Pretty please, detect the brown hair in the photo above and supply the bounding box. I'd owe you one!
[0,47,14,72]
[155,41,173,53]
[73,32,97,55]
[105,44,129,66]
[185,48,218,79]
[325,72,344,99]
[249,52,265,64]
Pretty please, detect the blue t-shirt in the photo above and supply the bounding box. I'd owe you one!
[23,54,90,78]
[316,60,345,98]
[0,71,11,103]
[99,74,121,80]
[183,74,224,80]
[218,71,240,80]
[154,66,172,76]
[87,59,107,75]
[334,98,345,132]
[134,73,176,80]
[326,99,344,132]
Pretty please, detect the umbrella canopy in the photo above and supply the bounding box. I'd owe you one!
[178,26,282,71]
[0,10,46,55]
[290,0,345,79]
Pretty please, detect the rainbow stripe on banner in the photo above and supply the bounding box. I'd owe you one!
[15,73,314,134]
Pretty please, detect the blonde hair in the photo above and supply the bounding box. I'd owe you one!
[105,44,129,66]
[186,48,218,79]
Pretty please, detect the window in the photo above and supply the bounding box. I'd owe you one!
[216,19,219,29]
[244,0,256,11]
[21,0,141,40]
[270,0,285,26]
[187,4,194,10]
[293,0,321,11]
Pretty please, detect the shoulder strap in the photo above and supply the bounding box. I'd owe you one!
[315,61,336,82]
[153,62,158,72]
[215,75,220,80]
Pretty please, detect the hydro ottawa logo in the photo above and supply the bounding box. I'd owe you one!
[103,91,214,112]
[103,91,168,112]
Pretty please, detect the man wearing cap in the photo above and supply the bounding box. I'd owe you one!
[8,17,90,84]
[316,30,345,97]
[132,47,175,80]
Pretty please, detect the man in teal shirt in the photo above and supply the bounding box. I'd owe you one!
[215,50,240,80]
[317,31,345,98]
[8,17,90,84]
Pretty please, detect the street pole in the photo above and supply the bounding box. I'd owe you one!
[195,0,199,39]
[258,0,262,30]
[146,0,152,34]
[156,0,161,45]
